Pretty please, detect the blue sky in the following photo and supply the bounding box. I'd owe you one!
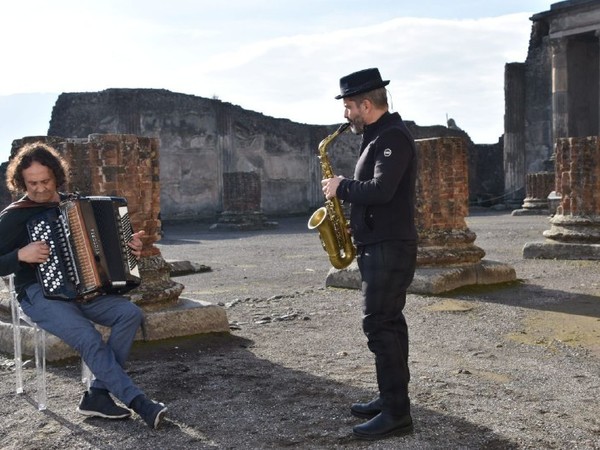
[0,0,555,162]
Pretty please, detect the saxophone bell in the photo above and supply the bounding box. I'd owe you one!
[308,205,354,269]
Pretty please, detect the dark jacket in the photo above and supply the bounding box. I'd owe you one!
[336,111,417,246]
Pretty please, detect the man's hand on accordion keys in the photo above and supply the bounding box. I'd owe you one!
[18,240,50,264]
[128,230,145,259]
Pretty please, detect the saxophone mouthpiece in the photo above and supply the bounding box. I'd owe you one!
[338,122,351,133]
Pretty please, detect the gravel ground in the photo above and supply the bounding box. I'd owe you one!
[1,210,599,449]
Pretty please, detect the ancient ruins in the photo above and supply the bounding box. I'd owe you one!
[24,88,499,224]
[1,0,599,359]
[505,0,600,200]
[510,0,600,258]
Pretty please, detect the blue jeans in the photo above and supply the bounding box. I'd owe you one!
[20,283,144,405]
[357,240,417,416]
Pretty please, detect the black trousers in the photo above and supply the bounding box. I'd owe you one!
[357,239,417,416]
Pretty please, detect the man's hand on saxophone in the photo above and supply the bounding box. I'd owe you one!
[321,175,345,200]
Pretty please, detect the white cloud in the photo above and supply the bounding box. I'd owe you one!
[0,6,535,161]
[178,13,533,141]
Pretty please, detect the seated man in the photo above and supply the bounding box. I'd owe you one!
[0,141,167,429]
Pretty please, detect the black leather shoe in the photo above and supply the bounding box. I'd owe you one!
[350,398,382,419]
[352,412,413,440]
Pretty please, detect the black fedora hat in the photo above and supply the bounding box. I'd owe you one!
[335,68,390,99]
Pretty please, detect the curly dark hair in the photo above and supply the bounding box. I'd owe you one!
[6,142,69,193]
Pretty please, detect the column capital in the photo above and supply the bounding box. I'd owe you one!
[549,37,568,55]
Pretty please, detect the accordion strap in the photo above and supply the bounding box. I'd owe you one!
[2,196,61,212]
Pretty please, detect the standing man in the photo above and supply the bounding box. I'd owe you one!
[0,142,167,429]
[321,68,418,440]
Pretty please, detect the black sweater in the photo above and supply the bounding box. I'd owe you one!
[336,111,417,246]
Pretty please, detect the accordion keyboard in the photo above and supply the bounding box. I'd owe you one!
[118,206,139,275]
[28,215,78,295]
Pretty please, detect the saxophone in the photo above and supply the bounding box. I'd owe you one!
[308,122,356,269]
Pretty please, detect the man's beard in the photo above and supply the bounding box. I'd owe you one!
[349,117,365,135]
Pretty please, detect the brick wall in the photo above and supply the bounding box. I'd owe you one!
[554,137,600,216]
[525,171,554,201]
[416,137,485,266]
[222,172,261,213]
[63,134,161,256]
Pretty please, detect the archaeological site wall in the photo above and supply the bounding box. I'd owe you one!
[505,0,600,207]
[1,89,502,220]
[46,89,341,222]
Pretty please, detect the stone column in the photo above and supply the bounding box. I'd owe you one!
[598,30,600,135]
[545,137,600,241]
[504,62,527,205]
[524,136,600,259]
[551,38,569,139]
[416,137,485,266]
[63,134,184,310]
[512,171,554,215]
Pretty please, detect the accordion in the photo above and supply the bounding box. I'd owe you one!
[27,195,141,301]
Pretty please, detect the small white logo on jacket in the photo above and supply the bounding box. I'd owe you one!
[384,148,392,157]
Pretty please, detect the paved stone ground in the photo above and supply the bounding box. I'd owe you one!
[1,210,599,449]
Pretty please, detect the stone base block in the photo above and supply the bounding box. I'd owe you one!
[142,297,229,340]
[167,260,211,277]
[410,260,517,294]
[210,212,279,231]
[523,241,600,260]
[325,261,360,290]
[511,208,550,216]
[0,297,229,362]
[209,221,279,231]
[326,260,516,295]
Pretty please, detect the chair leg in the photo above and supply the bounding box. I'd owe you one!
[9,276,24,395]
[81,360,94,390]
[33,324,48,411]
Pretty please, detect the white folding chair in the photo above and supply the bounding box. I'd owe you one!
[7,274,93,411]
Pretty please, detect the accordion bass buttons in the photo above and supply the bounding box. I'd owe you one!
[28,217,70,294]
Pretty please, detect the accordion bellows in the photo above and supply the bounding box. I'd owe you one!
[27,196,141,301]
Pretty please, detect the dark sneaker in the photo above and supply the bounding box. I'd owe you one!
[77,390,132,419]
[130,394,168,429]
[142,401,168,429]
